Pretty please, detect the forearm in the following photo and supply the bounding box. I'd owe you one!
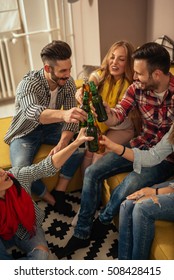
[51,139,80,169]
[132,129,173,173]
[158,186,174,195]
[127,185,174,201]
[112,144,134,161]
[106,85,136,127]
[100,135,134,161]
[59,130,74,146]
[39,109,65,124]
[144,186,174,196]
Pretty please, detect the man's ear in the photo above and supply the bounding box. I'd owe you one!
[152,69,162,79]
[44,64,51,73]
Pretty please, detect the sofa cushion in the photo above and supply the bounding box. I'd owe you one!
[0,117,12,169]
[150,220,174,260]
[75,79,83,89]
[0,116,55,169]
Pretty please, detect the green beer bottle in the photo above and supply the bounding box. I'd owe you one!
[86,112,99,152]
[89,81,108,122]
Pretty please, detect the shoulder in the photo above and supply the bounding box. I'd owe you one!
[8,167,21,182]
[90,70,102,84]
[22,69,44,83]
[16,69,48,94]
[124,82,137,94]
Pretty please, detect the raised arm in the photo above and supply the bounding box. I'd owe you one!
[13,128,93,187]
[100,125,174,173]
[51,128,93,168]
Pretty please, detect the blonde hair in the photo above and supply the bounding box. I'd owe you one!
[95,41,134,104]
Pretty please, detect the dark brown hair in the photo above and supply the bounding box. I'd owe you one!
[132,42,171,75]
[40,40,72,66]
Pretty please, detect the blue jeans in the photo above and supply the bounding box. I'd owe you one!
[0,227,49,260]
[119,180,174,260]
[74,152,174,239]
[10,124,84,196]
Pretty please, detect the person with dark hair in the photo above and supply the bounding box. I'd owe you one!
[0,128,92,260]
[4,40,87,217]
[56,42,174,258]
[97,124,174,259]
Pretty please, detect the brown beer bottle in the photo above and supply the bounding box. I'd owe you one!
[79,91,90,129]
[82,78,92,101]
[94,121,105,154]
[82,77,90,93]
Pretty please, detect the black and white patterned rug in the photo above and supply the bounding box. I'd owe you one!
[11,191,119,260]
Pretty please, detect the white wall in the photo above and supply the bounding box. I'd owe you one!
[147,0,174,41]
[98,0,147,58]
[72,0,174,74]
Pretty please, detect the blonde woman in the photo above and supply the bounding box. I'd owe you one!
[77,40,136,171]
[72,41,136,226]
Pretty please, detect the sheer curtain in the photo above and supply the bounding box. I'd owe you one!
[0,0,21,33]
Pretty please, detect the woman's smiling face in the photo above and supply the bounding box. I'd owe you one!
[108,46,127,80]
[0,169,13,192]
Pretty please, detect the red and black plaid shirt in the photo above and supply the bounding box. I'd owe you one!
[114,73,174,161]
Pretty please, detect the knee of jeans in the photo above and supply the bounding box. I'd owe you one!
[120,199,134,210]
[30,245,49,259]
[31,182,46,198]
[59,173,71,180]
[11,156,31,167]
[134,196,161,215]
[34,244,49,252]
[72,150,85,164]
[85,163,98,178]
[132,201,152,222]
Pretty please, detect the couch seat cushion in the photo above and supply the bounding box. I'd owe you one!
[0,117,12,169]
[150,220,174,260]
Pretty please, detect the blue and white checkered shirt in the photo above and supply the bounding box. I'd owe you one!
[9,155,58,239]
[4,68,78,144]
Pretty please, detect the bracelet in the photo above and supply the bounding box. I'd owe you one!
[118,145,126,157]
[156,188,159,195]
